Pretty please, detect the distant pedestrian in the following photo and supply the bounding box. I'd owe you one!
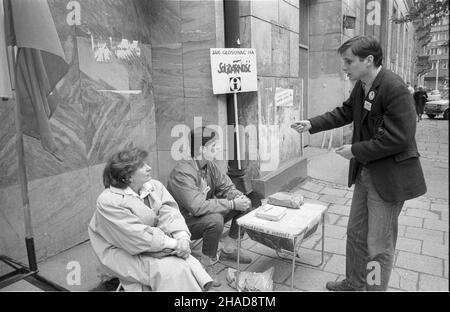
[407,82,414,94]
[413,86,428,122]
[291,36,427,291]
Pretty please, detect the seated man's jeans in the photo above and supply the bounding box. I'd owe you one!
[346,167,404,291]
[186,209,249,259]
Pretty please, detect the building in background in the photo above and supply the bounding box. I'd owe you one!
[306,0,416,148]
[421,16,449,96]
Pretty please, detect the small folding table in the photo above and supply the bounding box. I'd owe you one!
[236,199,329,290]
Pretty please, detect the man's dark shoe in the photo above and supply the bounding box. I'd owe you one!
[326,279,362,291]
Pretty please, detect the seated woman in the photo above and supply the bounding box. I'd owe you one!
[88,147,213,291]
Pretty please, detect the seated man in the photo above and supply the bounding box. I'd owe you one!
[167,126,253,287]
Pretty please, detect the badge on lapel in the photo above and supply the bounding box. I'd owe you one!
[364,101,372,111]
[368,91,375,101]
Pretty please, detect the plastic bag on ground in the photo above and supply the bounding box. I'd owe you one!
[226,266,274,291]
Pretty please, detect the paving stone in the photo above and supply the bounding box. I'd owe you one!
[249,242,278,259]
[405,227,444,244]
[421,241,449,260]
[430,203,449,212]
[245,256,293,284]
[396,251,443,276]
[440,211,448,221]
[388,267,419,291]
[295,247,330,269]
[319,195,348,206]
[327,204,350,216]
[319,187,348,197]
[300,181,324,193]
[398,225,406,237]
[398,215,423,227]
[324,224,347,239]
[405,209,439,220]
[419,274,449,291]
[324,213,340,225]
[273,283,297,291]
[288,266,338,291]
[404,199,431,210]
[294,189,321,200]
[445,260,448,279]
[345,191,354,199]
[323,254,346,275]
[300,232,322,249]
[396,237,422,254]
[315,237,346,255]
[336,216,349,227]
[423,219,449,232]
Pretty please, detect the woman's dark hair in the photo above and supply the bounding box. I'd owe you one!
[190,126,217,158]
[338,35,383,67]
[103,147,148,189]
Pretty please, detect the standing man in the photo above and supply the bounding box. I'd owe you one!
[167,126,253,287]
[292,36,426,291]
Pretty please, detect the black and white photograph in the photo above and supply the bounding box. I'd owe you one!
[0,0,448,300]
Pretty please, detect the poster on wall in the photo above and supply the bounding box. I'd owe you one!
[210,48,258,95]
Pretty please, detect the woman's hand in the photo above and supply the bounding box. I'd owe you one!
[173,238,191,259]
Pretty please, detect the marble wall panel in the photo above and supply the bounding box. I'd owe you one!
[150,0,181,46]
[184,96,219,127]
[155,96,185,151]
[279,0,300,33]
[271,25,290,77]
[23,37,88,182]
[289,32,299,78]
[248,17,272,76]
[276,78,302,166]
[71,0,151,43]
[182,40,215,98]
[251,0,279,23]
[180,0,216,43]
[152,44,184,99]
[0,184,26,264]
[309,51,342,78]
[285,0,300,8]
[310,33,342,52]
[77,36,155,166]
[309,1,342,36]
[0,100,19,188]
[0,167,93,268]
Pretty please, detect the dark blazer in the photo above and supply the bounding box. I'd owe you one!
[309,68,427,202]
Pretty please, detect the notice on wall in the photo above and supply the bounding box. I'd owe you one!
[210,48,258,95]
[275,87,294,107]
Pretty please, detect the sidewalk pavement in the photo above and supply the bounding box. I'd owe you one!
[2,118,448,292]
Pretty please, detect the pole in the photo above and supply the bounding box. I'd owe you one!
[435,59,439,90]
[233,92,241,170]
[7,46,38,272]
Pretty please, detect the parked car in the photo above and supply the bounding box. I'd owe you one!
[427,89,442,102]
[424,98,449,119]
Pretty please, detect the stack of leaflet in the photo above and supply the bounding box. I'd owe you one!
[256,204,287,221]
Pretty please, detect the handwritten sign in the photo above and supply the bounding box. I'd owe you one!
[210,48,258,95]
[275,88,294,107]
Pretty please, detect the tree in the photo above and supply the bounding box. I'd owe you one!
[393,0,449,47]
[393,0,449,81]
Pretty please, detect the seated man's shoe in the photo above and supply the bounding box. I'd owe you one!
[200,256,222,288]
[219,248,252,264]
[326,279,363,291]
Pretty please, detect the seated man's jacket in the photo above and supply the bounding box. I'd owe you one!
[308,68,427,202]
[167,159,243,218]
